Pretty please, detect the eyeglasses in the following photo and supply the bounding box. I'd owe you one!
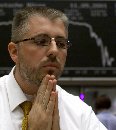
[15,34,71,49]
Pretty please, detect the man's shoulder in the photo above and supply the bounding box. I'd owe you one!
[56,85,78,98]
[56,85,90,109]
[0,67,13,87]
[0,75,8,88]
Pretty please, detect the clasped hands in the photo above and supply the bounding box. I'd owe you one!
[28,74,60,130]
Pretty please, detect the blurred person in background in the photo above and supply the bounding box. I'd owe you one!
[95,94,116,130]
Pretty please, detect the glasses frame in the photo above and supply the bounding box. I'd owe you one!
[15,34,71,49]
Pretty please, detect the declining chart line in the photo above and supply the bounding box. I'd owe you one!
[0,21,12,26]
[0,20,115,67]
[69,21,115,67]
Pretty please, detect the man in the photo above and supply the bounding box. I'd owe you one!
[95,94,116,130]
[0,7,107,130]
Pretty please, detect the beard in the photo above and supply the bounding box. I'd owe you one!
[17,52,65,86]
[18,61,44,86]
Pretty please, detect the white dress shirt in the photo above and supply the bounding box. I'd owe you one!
[0,67,107,130]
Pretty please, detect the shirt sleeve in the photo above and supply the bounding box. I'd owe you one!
[57,85,108,130]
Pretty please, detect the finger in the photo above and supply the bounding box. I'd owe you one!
[54,92,58,113]
[52,92,60,130]
[52,79,57,92]
[46,91,56,115]
[42,80,54,109]
[32,94,37,105]
[53,92,59,119]
[42,79,57,110]
[35,74,50,103]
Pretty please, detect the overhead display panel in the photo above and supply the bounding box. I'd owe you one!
[0,1,116,80]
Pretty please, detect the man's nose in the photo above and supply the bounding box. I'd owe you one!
[47,38,59,57]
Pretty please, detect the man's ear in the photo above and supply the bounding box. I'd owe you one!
[8,42,18,63]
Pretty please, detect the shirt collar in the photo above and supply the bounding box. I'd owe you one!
[6,67,28,111]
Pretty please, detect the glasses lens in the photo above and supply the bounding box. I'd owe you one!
[55,37,68,49]
[34,34,50,46]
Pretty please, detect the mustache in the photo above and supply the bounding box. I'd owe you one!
[41,55,61,67]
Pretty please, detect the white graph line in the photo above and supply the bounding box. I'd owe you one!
[69,21,115,67]
[0,21,12,26]
[0,20,115,67]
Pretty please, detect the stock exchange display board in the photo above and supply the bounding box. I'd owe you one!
[0,0,116,79]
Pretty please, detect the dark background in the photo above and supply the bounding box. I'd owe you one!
[0,0,116,78]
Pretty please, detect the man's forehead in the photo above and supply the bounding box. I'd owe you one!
[25,15,66,37]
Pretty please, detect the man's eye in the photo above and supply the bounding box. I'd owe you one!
[57,41,66,48]
[35,38,48,46]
